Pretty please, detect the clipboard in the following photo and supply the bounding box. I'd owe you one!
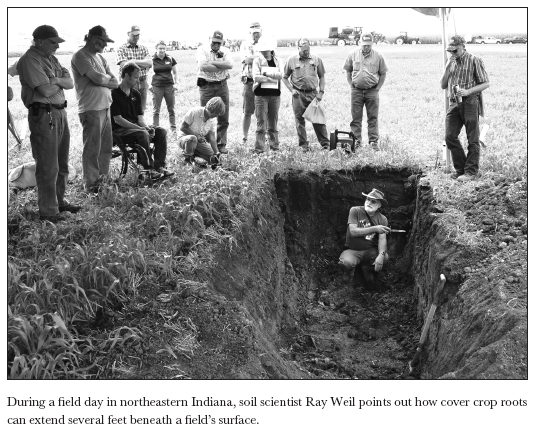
[260,66,278,89]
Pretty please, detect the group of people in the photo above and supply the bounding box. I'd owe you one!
[12,20,489,260]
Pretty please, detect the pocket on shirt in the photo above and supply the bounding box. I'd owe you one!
[352,61,361,71]
[368,63,379,74]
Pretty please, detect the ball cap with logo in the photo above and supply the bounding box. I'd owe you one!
[129,25,141,35]
[360,33,374,46]
[446,35,465,52]
[211,30,224,43]
[88,25,114,43]
[362,189,388,205]
[32,25,65,43]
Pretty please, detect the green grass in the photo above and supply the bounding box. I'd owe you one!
[7,45,526,378]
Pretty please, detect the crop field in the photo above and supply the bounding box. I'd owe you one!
[7,44,527,379]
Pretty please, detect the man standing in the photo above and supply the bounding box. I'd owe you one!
[282,38,329,151]
[343,33,388,151]
[196,30,233,154]
[240,21,262,144]
[71,25,119,193]
[339,189,390,286]
[441,35,490,181]
[110,62,174,180]
[116,25,152,112]
[17,25,80,222]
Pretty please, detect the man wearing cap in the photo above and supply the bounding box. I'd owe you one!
[339,189,391,286]
[17,25,80,223]
[72,26,119,193]
[343,33,388,151]
[441,35,490,182]
[196,30,233,154]
[240,22,262,144]
[116,25,152,112]
[282,38,329,151]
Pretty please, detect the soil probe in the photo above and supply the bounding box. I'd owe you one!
[408,274,446,374]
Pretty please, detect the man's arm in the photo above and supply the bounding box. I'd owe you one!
[346,70,353,87]
[374,233,388,271]
[348,224,390,237]
[179,120,199,137]
[456,82,490,98]
[113,115,144,130]
[206,130,218,153]
[316,75,326,101]
[376,72,386,91]
[440,58,455,89]
[172,64,179,88]
[118,59,153,69]
[137,115,149,128]
[85,69,119,88]
[49,68,73,90]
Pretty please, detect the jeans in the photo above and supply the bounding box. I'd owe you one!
[339,248,389,273]
[291,89,329,148]
[178,135,214,162]
[445,95,480,176]
[152,85,176,129]
[254,95,280,152]
[135,79,149,113]
[79,109,112,189]
[199,80,229,147]
[28,107,70,216]
[350,86,380,142]
[113,126,167,169]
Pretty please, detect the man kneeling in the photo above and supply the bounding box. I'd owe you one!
[177,97,226,168]
[339,189,390,286]
[111,62,174,180]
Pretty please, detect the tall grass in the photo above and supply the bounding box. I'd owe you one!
[7,44,526,378]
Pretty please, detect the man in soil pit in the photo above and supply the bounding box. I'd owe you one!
[339,189,390,286]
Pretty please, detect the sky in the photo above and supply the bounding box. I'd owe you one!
[6,6,529,48]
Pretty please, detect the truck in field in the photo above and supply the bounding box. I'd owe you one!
[328,26,363,46]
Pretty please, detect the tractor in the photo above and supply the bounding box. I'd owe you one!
[395,31,421,45]
[328,26,363,46]
[371,32,388,44]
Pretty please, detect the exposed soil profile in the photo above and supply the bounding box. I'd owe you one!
[96,168,526,379]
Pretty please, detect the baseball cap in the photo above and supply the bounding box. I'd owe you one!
[446,35,465,52]
[32,25,65,43]
[212,30,224,43]
[360,33,373,45]
[297,38,310,47]
[129,25,141,35]
[88,26,114,43]
[250,22,262,34]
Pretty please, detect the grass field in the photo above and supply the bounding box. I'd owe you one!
[7,44,527,378]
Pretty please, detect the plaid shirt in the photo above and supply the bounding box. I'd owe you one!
[240,38,259,78]
[448,51,489,100]
[116,43,150,78]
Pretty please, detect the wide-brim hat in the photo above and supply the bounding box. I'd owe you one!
[250,22,262,34]
[362,188,388,205]
[256,38,276,52]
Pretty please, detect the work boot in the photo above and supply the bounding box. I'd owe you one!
[457,174,475,182]
[218,145,228,154]
[370,141,379,151]
[157,167,175,178]
[450,172,462,180]
[59,203,82,213]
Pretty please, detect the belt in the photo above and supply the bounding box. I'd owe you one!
[29,101,67,110]
[206,80,225,85]
[353,84,377,90]
[296,88,316,93]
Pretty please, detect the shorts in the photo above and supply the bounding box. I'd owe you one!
[242,82,255,116]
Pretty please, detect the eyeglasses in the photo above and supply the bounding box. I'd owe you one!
[211,42,222,45]
[93,36,106,44]
[46,39,59,45]
[366,198,379,205]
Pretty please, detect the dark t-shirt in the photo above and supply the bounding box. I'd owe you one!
[151,54,177,87]
[345,206,388,250]
[111,87,142,130]
[254,57,281,97]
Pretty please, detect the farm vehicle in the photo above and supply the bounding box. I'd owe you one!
[329,26,363,46]
[395,32,421,45]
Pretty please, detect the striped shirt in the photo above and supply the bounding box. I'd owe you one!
[196,44,231,82]
[116,43,150,79]
[448,51,489,100]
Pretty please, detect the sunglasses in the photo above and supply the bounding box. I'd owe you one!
[366,198,379,205]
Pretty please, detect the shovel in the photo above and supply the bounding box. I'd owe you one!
[408,274,446,374]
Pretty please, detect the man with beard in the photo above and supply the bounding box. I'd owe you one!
[339,189,390,286]
[116,25,152,112]
[196,30,233,154]
[441,35,490,182]
[17,25,80,223]
[71,25,119,193]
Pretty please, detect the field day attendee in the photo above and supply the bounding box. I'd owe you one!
[343,33,388,151]
[71,25,119,194]
[441,35,490,182]
[16,25,81,223]
[339,189,391,286]
[176,96,225,168]
[240,21,262,145]
[282,38,329,151]
[151,41,179,133]
[110,62,174,180]
[116,25,152,112]
[252,38,283,154]
[195,30,233,154]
